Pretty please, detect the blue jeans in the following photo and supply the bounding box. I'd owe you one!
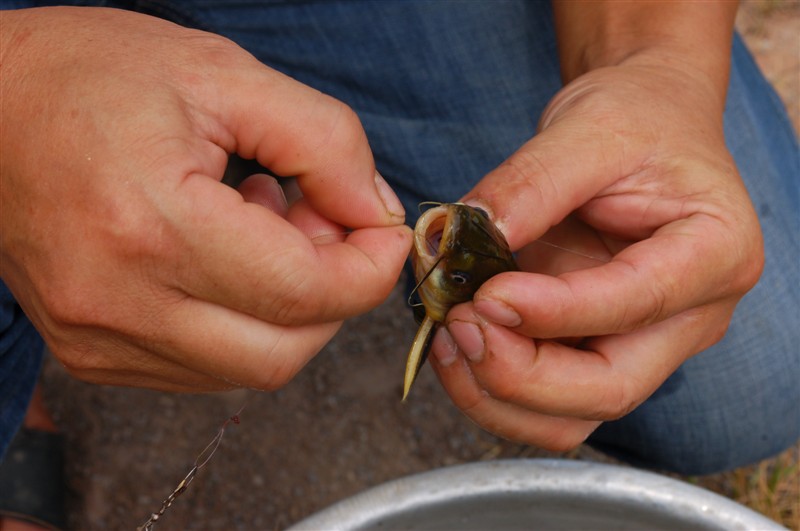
[2,0,798,474]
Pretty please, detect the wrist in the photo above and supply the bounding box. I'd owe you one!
[0,9,39,91]
[552,1,737,112]
[1,9,48,176]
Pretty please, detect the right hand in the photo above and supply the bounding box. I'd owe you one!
[0,7,412,392]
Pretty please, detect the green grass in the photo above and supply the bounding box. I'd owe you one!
[692,443,800,529]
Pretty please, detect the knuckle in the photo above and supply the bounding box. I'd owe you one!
[593,379,641,420]
[248,338,311,391]
[695,304,735,351]
[268,279,310,324]
[707,320,730,348]
[53,341,102,376]
[315,99,366,156]
[457,388,491,414]
[255,366,296,391]
[734,243,765,295]
[255,247,323,324]
[535,426,593,453]
[641,291,668,329]
[178,29,246,68]
[623,273,670,332]
[245,371,285,392]
[485,375,524,405]
[497,149,554,205]
[40,280,101,329]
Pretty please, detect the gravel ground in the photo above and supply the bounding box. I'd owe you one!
[44,280,588,530]
[40,3,799,530]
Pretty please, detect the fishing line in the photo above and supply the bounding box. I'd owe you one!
[530,238,612,264]
[407,255,445,307]
[137,402,247,531]
[136,208,610,529]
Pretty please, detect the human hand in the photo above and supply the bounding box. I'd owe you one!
[0,7,411,392]
[428,40,763,449]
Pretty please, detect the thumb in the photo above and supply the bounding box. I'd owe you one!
[460,90,648,249]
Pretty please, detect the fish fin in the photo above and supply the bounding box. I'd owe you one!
[402,315,436,401]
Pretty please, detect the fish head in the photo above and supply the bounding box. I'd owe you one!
[411,203,516,322]
[403,202,517,400]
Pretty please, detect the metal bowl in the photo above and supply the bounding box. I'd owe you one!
[289,459,784,530]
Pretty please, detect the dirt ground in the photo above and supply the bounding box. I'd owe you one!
[38,3,798,530]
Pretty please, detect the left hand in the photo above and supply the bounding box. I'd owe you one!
[429,54,763,450]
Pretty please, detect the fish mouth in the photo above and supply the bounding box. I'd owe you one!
[411,205,455,323]
[403,205,454,401]
[424,215,445,255]
[413,204,451,269]
[404,202,517,401]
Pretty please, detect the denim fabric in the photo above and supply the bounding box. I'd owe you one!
[590,35,800,474]
[187,1,563,216]
[1,1,797,473]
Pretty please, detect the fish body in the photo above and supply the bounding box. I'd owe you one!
[403,203,517,400]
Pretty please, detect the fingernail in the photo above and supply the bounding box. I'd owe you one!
[463,198,510,239]
[433,327,459,367]
[374,171,405,219]
[267,177,289,213]
[474,299,521,327]
[462,198,493,217]
[448,320,484,363]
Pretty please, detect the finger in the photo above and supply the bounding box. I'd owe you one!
[211,61,405,227]
[474,216,747,338]
[139,296,343,390]
[516,215,615,276]
[445,300,732,421]
[51,331,238,392]
[286,197,348,244]
[173,174,413,324]
[51,292,342,391]
[64,366,236,393]
[429,328,600,451]
[459,113,648,250]
[237,173,288,217]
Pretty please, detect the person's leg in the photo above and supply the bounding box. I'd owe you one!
[0,280,46,531]
[0,384,65,531]
[589,34,800,474]
[0,281,44,460]
[189,1,799,474]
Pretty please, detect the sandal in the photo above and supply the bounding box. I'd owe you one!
[0,427,66,531]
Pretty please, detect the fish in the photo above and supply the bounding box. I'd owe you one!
[403,203,518,400]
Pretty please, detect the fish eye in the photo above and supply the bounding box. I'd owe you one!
[450,271,470,284]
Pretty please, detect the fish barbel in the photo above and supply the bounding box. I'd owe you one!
[403,203,517,400]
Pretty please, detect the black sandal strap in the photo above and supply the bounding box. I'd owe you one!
[0,427,66,531]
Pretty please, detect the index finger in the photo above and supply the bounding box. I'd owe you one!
[209,53,406,227]
[460,116,647,251]
[172,174,412,325]
[474,215,751,338]
[443,299,731,422]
